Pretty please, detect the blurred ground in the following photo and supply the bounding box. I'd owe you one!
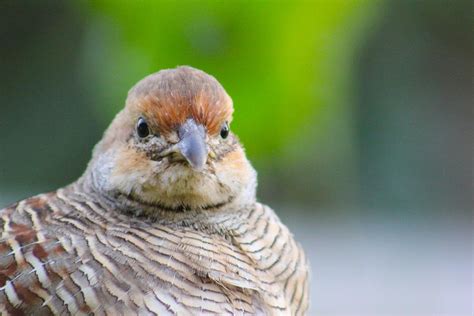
[282,208,472,316]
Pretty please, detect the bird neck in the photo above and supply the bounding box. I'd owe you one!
[69,175,255,230]
[74,154,258,222]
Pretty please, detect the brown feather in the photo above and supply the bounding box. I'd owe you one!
[128,66,233,135]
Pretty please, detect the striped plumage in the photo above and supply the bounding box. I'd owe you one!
[0,66,309,315]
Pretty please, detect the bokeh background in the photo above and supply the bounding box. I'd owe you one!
[0,0,472,315]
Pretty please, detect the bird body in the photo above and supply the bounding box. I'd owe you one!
[0,66,309,315]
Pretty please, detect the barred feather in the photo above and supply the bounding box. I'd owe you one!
[0,185,308,315]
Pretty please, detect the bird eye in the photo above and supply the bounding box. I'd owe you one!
[220,122,229,139]
[136,117,150,138]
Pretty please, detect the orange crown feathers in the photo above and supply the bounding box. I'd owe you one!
[127,66,233,135]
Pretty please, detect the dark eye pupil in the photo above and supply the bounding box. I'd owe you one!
[220,123,229,139]
[137,118,149,138]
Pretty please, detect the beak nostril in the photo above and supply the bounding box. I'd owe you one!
[156,119,208,170]
[178,134,208,170]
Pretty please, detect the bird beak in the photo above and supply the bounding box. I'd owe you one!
[177,119,208,171]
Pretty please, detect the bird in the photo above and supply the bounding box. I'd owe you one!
[0,66,309,315]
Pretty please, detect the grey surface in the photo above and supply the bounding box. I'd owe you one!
[282,208,472,316]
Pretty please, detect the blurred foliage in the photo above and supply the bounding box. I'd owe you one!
[2,0,469,212]
[81,0,378,157]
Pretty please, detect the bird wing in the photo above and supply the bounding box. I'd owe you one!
[0,196,89,315]
[229,203,310,316]
[175,203,309,315]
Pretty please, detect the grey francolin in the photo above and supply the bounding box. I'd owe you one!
[0,66,309,315]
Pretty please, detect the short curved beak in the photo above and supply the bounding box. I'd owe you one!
[177,119,208,171]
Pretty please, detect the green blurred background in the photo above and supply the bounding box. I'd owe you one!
[0,0,471,315]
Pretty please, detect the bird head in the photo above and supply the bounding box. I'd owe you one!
[87,66,256,212]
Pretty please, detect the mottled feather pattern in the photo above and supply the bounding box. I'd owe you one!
[0,185,308,315]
